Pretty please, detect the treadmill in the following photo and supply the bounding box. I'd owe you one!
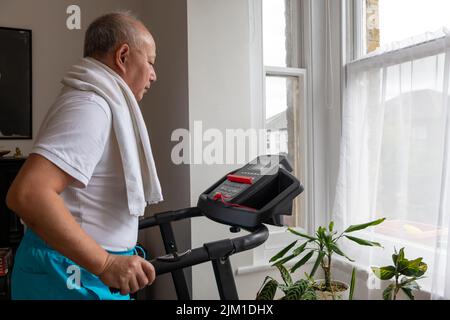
[135,154,304,300]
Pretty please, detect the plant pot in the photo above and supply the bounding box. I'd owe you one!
[314,280,350,300]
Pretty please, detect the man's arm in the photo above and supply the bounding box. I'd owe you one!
[6,154,155,294]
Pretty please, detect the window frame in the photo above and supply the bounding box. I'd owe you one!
[345,0,366,62]
[264,66,309,229]
[246,0,313,268]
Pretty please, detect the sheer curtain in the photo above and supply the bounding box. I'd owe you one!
[333,29,450,299]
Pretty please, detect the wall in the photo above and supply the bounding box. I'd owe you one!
[139,0,191,300]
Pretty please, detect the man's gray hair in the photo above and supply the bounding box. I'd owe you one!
[84,11,144,58]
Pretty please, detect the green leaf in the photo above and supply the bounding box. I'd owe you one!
[272,254,296,267]
[371,266,396,280]
[401,287,415,300]
[397,260,409,272]
[281,280,317,300]
[290,251,314,273]
[392,251,399,265]
[282,287,304,300]
[296,280,317,300]
[288,228,317,241]
[277,264,293,286]
[400,278,420,291]
[316,227,326,242]
[349,267,356,301]
[329,221,334,232]
[396,252,428,277]
[310,251,326,277]
[256,277,278,300]
[408,257,423,267]
[325,235,334,251]
[344,235,383,247]
[397,248,405,264]
[392,248,406,267]
[278,284,289,293]
[275,243,310,268]
[383,283,396,300]
[270,240,298,263]
[401,260,428,278]
[344,218,386,233]
[293,242,309,256]
[403,263,427,277]
[330,243,355,262]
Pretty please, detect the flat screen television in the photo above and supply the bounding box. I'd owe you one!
[0,27,32,139]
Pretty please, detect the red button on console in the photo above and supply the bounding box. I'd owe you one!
[227,174,253,185]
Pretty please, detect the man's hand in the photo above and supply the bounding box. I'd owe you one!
[98,254,155,295]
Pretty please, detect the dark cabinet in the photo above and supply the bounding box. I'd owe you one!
[0,157,26,248]
[0,157,26,300]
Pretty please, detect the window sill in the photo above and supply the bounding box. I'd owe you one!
[236,260,315,276]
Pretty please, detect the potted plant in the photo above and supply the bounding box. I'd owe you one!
[256,263,358,300]
[371,248,428,300]
[256,264,317,300]
[270,218,385,300]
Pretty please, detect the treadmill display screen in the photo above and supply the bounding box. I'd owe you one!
[208,155,281,202]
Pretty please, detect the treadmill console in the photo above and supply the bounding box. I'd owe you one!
[208,155,284,202]
[197,155,303,228]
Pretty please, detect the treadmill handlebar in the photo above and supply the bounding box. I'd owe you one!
[138,207,203,230]
[150,225,269,276]
[137,208,269,276]
[110,212,269,293]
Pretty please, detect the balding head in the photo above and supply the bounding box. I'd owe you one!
[84,11,152,58]
[82,12,157,102]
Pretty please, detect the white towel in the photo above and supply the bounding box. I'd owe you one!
[61,57,163,216]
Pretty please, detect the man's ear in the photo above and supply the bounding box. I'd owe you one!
[114,43,130,74]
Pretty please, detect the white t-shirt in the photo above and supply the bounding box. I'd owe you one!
[32,87,139,251]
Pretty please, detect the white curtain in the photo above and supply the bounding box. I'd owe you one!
[333,29,450,299]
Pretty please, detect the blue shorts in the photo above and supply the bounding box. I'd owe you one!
[11,229,141,300]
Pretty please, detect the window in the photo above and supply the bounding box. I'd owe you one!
[363,0,450,55]
[262,0,307,229]
[346,0,450,247]
[343,0,450,244]
[339,2,450,293]
[263,0,288,67]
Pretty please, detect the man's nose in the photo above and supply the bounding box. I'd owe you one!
[150,70,157,83]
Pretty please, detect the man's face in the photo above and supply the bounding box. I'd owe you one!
[123,33,157,102]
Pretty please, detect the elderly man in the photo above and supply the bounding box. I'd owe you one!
[6,12,163,300]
